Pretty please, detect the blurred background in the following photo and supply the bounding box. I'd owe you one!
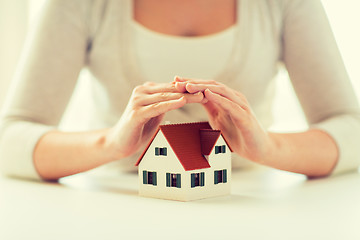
[0,0,359,131]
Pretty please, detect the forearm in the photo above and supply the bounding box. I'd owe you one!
[265,129,338,177]
[34,129,115,180]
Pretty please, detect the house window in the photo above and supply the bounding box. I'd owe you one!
[214,169,227,184]
[166,173,181,188]
[215,145,226,154]
[191,172,205,188]
[155,147,167,156]
[143,171,157,186]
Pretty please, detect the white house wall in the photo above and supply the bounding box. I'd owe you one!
[183,171,221,201]
[208,135,232,171]
[194,135,231,199]
[138,130,187,201]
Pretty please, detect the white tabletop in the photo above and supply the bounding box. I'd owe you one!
[1,165,360,240]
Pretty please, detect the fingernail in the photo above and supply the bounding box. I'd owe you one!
[202,98,209,104]
[175,76,186,82]
[175,81,186,89]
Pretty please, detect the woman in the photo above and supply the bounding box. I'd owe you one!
[0,0,359,180]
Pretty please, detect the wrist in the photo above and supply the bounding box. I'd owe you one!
[97,128,123,163]
[255,132,284,165]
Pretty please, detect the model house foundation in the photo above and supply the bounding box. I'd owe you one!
[135,122,232,201]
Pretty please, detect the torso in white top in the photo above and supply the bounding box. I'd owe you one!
[132,21,237,82]
[1,0,359,179]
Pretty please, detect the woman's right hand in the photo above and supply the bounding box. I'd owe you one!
[104,81,204,161]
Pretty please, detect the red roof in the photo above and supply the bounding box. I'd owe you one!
[135,122,231,171]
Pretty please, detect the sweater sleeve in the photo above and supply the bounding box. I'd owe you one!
[282,0,360,174]
[0,0,90,180]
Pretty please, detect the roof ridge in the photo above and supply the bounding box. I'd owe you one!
[160,121,211,127]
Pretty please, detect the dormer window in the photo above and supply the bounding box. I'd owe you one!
[155,147,167,156]
[215,145,226,154]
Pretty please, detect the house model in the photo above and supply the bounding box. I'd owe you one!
[135,122,232,201]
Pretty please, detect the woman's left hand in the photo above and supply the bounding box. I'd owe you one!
[174,77,277,163]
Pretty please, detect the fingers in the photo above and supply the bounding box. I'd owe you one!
[136,81,183,94]
[174,82,187,93]
[174,76,249,108]
[133,81,205,106]
[187,82,244,107]
[188,83,245,107]
[185,82,221,94]
[136,91,204,106]
[140,97,186,121]
[174,76,217,85]
[143,81,186,94]
[174,76,220,93]
[129,80,206,125]
[204,89,247,124]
